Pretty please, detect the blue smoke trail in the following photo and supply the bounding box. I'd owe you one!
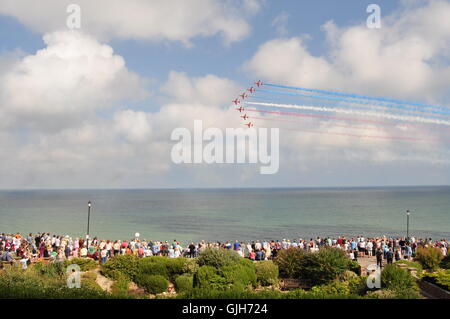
[264,83,450,113]
[256,88,450,120]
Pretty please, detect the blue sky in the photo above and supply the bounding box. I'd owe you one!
[0,0,449,189]
[0,1,401,91]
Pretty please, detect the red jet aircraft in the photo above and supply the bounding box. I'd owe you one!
[235,106,244,112]
[232,99,240,105]
[244,122,254,128]
[239,93,248,99]
[254,80,263,87]
[247,87,256,93]
[241,114,249,120]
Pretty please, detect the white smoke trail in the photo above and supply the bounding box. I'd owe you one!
[244,102,450,127]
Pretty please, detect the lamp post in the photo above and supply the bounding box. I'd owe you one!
[87,201,92,246]
[406,210,410,240]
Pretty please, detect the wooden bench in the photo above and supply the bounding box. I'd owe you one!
[280,279,310,290]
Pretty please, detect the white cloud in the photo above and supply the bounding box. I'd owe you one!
[162,71,241,106]
[271,11,290,36]
[245,0,450,103]
[0,0,263,45]
[0,31,148,131]
[114,110,152,143]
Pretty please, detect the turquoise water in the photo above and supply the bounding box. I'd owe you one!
[0,187,449,243]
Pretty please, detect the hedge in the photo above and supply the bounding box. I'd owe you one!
[135,274,168,294]
[255,261,279,286]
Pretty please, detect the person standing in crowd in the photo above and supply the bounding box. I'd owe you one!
[376,248,383,268]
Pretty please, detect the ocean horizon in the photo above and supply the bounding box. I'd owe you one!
[1,185,449,243]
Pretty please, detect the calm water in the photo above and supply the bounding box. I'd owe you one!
[0,187,449,243]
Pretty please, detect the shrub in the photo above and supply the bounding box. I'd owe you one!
[82,271,97,281]
[415,247,443,271]
[197,248,241,269]
[110,272,130,297]
[135,274,168,294]
[138,257,192,281]
[175,274,193,293]
[220,264,257,290]
[139,258,169,279]
[366,289,399,299]
[240,258,256,271]
[381,264,419,297]
[64,258,97,271]
[182,258,199,275]
[81,272,103,292]
[179,287,284,299]
[299,248,351,286]
[165,257,191,279]
[273,248,305,278]
[348,261,361,276]
[194,265,228,290]
[309,280,351,297]
[33,261,65,278]
[440,255,450,270]
[101,255,139,280]
[423,270,450,291]
[395,260,423,277]
[0,267,110,299]
[348,276,369,296]
[255,261,279,286]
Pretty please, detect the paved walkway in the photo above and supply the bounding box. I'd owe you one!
[356,255,377,275]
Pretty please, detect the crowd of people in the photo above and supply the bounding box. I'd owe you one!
[0,232,448,270]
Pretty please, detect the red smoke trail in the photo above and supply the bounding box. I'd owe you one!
[245,108,450,131]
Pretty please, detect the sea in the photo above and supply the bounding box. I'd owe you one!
[0,186,449,243]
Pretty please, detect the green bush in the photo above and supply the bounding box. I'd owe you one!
[395,260,423,277]
[64,258,97,271]
[273,248,305,278]
[255,261,279,286]
[175,274,193,293]
[194,265,228,290]
[381,264,419,298]
[101,255,139,281]
[33,261,65,278]
[182,258,199,275]
[197,248,241,269]
[138,257,191,281]
[423,270,450,291]
[0,267,110,299]
[348,261,361,276]
[440,255,450,270]
[139,258,169,279]
[179,287,360,299]
[110,271,130,297]
[166,257,191,279]
[366,289,400,299]
[81,272,103,293]
[179,287,281,299]
[135,274,168,294]
[415,246,443,271]
[309,280,351,297]
[299,248,352,286]
[348,276,369,296]
[220,264,257,290]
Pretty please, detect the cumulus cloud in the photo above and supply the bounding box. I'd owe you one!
[0,0,262,45]
[161,71,241,106]
[242,0,450,178]
[245,0,450,103]
[271,11,290,36]
[0,31,148,131]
